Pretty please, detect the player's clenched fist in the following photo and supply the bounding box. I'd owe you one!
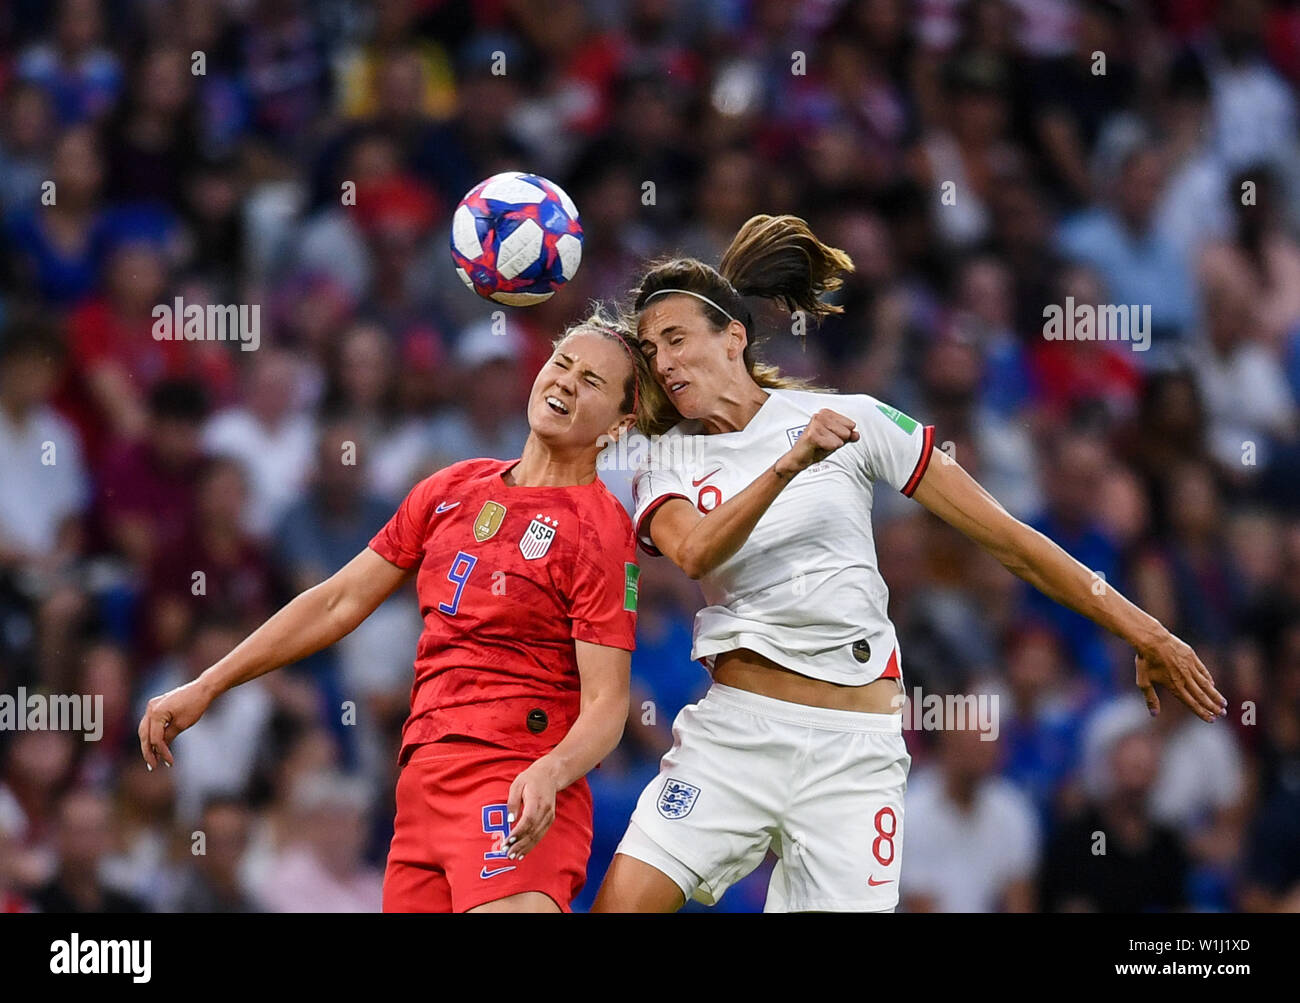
[775,409,860,479]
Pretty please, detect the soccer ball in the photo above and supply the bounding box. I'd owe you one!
[450,172,583,306]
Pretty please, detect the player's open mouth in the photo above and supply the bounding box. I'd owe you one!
[545,395,570,415]
[669,381,688,396]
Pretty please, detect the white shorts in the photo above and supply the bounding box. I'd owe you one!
[615,682,911,912]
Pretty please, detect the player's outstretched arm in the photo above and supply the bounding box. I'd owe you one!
[504,640,631,859]
[649,409,859,579]
[909,450,1227,723]
[138,547,414,769]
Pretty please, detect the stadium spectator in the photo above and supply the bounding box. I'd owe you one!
[910,51,1024,251]
[203,348,318,539]
[1057,138,1199,354]
[1193,274,1297,477]
[1198,164,1300,351]
[102,46,200,206]
[170,796,260,913]
[15,0,121,126]
[2,124,113,306]
[0,323,88,584]
[31,787,146,913]
[0,81,55,214]
[142,456,276,659]
[96,378,209,573]
[997,622,1093,829]
[1043,715,1189,912]
[257,771,382,913]
[319,321,434,503]
[902,722,1040,912]
[423,316,531,469]
[0,730,77,896]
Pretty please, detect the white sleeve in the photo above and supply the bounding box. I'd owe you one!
[841,394,935,495]
[630,453,692,556]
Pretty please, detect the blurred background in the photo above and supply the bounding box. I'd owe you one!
[1,0,1298,914]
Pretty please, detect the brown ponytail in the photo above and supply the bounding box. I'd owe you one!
[632,214,854,401]
[719,214,855,317]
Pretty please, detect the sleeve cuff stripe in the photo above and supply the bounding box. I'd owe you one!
[901,425,936,497]
[635,493,689,556]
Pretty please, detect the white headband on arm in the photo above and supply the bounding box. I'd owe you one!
[641,287,737,323]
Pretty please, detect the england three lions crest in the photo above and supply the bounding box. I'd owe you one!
[785,425,830,474]
[519,514,558,560]
[657,778,700,819]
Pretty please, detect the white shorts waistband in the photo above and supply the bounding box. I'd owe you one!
[700,682,903,734]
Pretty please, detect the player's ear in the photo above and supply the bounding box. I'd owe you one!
[610,415,635,441]
[726,319,748,361]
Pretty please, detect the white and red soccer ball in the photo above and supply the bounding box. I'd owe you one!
[450,172,583,306]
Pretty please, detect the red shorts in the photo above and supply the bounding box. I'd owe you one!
[382,740,593,912]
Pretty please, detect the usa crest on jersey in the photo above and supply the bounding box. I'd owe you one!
[519,514,558,560]
[657,778,700,819]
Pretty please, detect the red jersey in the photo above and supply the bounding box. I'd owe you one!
[368,458,639,763]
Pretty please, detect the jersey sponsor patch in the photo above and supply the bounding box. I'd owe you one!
[473,501,507,541]
[876,404,919,434]
[657,778,700,819]
[519,514,558,560]
[623,562,640,611]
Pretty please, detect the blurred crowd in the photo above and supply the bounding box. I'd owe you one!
[1,0,1299,913]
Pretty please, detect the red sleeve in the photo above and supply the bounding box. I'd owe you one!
[368,473,439,569]
[567,498,638,651]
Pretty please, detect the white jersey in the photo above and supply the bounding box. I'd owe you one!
[631,388,934,686]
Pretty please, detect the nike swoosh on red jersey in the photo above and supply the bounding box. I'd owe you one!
[867,876,894,886]
[692,468,722,486]
[435,501,460,513]
[480,865,517,879]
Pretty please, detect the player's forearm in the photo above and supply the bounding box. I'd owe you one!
[539,691,627,791]
[195,580,365,701]
[997,519,1164,654]
[678,464,791,579]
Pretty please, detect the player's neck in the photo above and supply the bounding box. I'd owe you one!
[699,383,770,435]
[505,435,597,488]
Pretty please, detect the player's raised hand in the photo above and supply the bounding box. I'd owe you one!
[776,409,860,478]
[138,679,213,770]
[505,757,560,859]
[1135,632,1227,723]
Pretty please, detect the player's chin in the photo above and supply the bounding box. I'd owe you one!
[528,396,568,430]
[529,403,594,446]
[665,382,700,417]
